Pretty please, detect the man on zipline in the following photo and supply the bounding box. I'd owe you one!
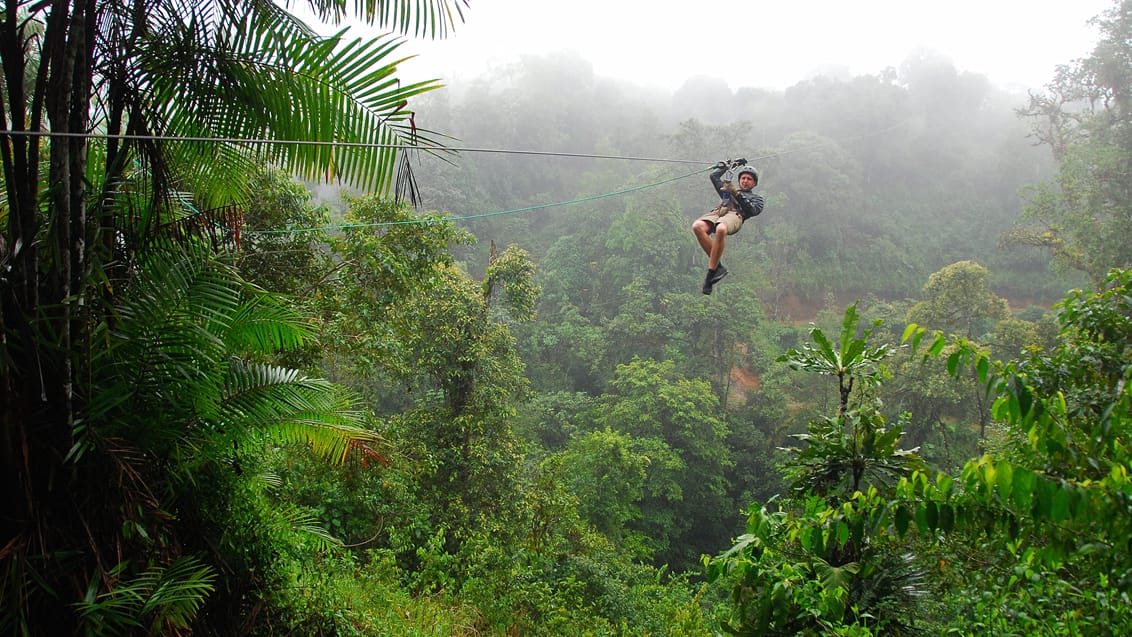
[692,159,764,294]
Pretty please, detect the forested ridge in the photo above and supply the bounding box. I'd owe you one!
[2,1,1131,635]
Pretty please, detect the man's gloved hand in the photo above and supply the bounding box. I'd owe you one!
[714,161,728,170]
[722,181,739,196]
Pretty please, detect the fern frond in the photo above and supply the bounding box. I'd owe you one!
[95,248,242,437]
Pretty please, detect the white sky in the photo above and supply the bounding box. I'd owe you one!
[364,0,1113,92]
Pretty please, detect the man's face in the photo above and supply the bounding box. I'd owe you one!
[739,173,756,189]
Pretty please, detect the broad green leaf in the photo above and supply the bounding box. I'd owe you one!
[839,302,861,353]
[892,506,910,536]
[835,521,850,547]
[925,500,939,531]
[914,504,929,535]
[901,323,919,345]
[946,350,961,377]
[936,473,953,497]
[810,326,837,365]
[1011,468,1036,513]
[981,463,996,495]
[1051,486,1071,522]
[1034,477,1055,519]
[995,461,1014,499]
[938,503,954,533]
[811,526,825,555]
[928,335,946,357]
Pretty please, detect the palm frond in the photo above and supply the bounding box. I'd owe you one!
[271,502,344,552]
[94,243,378,465]
[99,249,244,430]
[74,557,215,635]
[221,361,381,464]
[84,0,458,228]
[221,292,316,354]
[135,3,446,205]
[298,0,469,38]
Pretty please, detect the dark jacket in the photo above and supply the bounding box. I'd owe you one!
[710,165,765,220]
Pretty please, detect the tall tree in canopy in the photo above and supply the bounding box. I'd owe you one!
[1011,0,1132,285]
[906,260,1009,340]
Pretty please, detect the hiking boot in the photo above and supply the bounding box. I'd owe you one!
[702,270,715,295]
[710,264,729,284]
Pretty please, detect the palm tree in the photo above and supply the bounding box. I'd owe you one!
[1,1,466,632]
[80,245,382,634]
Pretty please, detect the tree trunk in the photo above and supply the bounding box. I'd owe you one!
[1,2,97,631]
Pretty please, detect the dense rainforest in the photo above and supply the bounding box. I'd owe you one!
[2,0,1131,635]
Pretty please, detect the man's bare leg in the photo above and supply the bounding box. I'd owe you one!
[692,219,714,257]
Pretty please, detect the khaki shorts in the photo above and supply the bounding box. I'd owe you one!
[697,205,744,236]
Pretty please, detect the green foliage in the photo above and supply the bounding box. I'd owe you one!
[988,316,1042,362]
[707,491,925,636]
[485,243,541,321]
[75,558,216,636]
[882,346,982,471]
[12,2,1132,634]
[711,303,929,635]
[144,3,451,202]
[236,168,333,298]
[365,249,539,563]
[541,428,653,545]
[1,0,462,631]
[787,410,926,498]
[595,358,735,569]
[66,245,383,634]
[1012,2,1132,286]
[389,257,533,420]
[896,268,1132,634]
[317,196,472,408]
[665,283,769,405]
[91,247,380,466]
[325,197,471,347]
[780,307,926,500]
[906,261,1009,339]
[261,551,483,637]
[603,204,693,297]
[519,302,610,393]
[451,529,713,637]
[780,302,893,417]
[514,390,598,452]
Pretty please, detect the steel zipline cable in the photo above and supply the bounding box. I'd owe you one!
[257,165,716,234]
[0,129,712,165]
[1,119,910,233]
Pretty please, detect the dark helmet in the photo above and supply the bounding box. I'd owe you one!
[736,165,759,186]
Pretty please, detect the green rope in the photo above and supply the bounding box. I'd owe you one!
[248,165,714,235]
